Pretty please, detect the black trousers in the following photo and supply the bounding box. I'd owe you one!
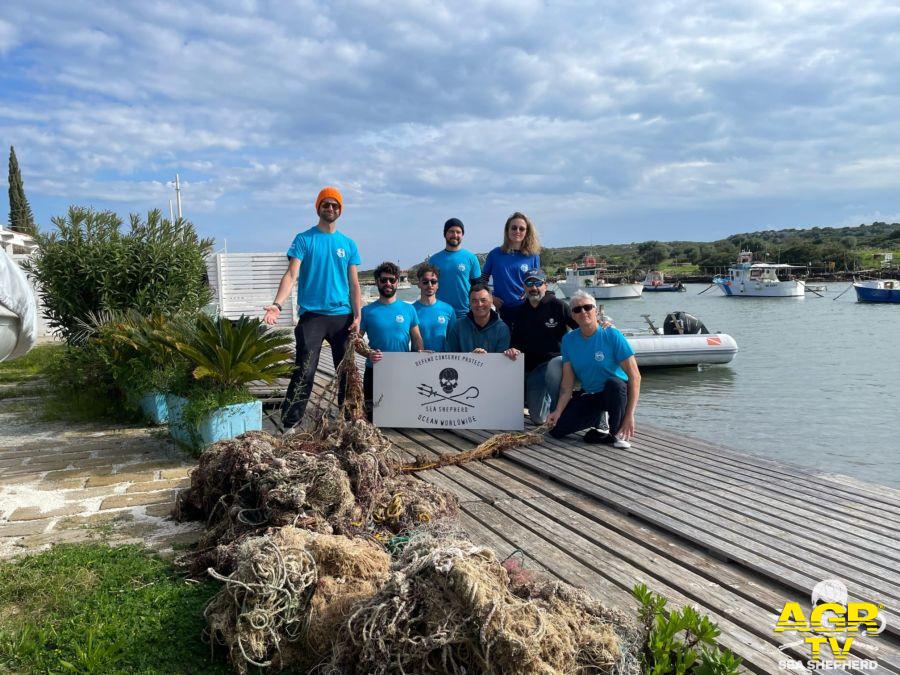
[548,377,627,439]
[281,312,353,428]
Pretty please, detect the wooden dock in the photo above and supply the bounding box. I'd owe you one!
[261,349,900,673]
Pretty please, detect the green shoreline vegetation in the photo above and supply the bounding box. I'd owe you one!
[360,221,900,280]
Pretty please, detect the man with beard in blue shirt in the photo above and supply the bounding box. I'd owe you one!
[361,261,424,420]
[265,186,362,431]
[428,218,482,319]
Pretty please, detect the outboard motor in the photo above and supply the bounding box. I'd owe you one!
[663,311,709,335]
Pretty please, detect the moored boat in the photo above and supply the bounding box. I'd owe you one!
[853,279,900,303]
[642,270,685,292]
[713,251,806,298]
[557,256,643,299]
[618,311,738,367]
[625,332,739,367]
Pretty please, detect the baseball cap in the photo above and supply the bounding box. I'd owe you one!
[524,268,546,282]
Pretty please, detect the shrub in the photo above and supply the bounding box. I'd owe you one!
[24,206,213,342]
[633,583,742,674]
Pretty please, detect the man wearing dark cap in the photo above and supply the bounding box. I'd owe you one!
[265,186,362,431]
[427,218,482,319]
[503,268,576,424]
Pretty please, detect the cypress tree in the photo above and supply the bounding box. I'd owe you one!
[8,146,36,235]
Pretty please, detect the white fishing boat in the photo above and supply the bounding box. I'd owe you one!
[557,256,643,299]
[713,251,806,298]
[620,312,738,367]
[396,272,411,290]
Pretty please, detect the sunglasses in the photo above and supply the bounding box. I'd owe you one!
[320,202,341,210]
[419,279,438,286]
[378,277,397,284]
[571,304,595,314]
[508,226,527,232]
[524,279,544,287]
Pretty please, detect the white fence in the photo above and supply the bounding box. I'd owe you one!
[207,252,297,327]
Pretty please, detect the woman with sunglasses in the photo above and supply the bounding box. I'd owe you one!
[546,290,641,449]
[480,212,541,323]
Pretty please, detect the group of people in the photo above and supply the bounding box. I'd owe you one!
[264,186,640,449]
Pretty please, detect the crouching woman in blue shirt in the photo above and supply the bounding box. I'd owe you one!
[546,290,641,449]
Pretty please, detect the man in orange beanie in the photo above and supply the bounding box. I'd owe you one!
[265,186,362,431]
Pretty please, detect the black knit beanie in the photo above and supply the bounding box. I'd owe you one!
[444,218,464,235]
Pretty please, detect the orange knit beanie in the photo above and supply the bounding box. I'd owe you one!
[315,186,343,211]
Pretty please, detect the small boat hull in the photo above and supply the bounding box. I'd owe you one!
[853,281,900,303]
[643,284,685,292]
[559,282,643,299]
[625,333,738,367]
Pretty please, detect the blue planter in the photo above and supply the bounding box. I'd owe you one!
[166,394,192,445]
[198,400,262,445]
[138,391,169,424]
[166,395,261,450]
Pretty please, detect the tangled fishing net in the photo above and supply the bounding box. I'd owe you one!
[204,526,391,673]
[174,428,458,574]
[182,332,641,673]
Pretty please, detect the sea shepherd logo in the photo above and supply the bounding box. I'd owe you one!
[776,579,886,671]
[413,365,482,427]
[417,368,480,408]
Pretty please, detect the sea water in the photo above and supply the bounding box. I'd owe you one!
[399,284,900,489]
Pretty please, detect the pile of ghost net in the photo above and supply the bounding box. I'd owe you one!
[175,334,643,674]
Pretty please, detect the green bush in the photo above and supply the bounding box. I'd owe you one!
[633,583,742,674]
[24,206,213,342]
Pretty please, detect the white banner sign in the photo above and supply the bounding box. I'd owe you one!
[373,352,524,430]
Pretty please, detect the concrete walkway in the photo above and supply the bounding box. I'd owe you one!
[0,384,202,558]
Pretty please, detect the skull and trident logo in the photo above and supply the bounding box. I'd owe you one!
[417,367,480,407]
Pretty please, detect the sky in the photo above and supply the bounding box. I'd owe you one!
[2,0,900,268]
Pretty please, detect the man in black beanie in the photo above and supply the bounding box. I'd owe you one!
[427,218,482,319]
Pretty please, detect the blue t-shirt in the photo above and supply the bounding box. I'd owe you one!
[482,247,540,308]
[286,227,361,316]
[429,248,482,317]
[561,327,635,394]
[413,299,455,351]
[360,300,419,364]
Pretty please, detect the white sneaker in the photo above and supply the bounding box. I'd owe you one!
[613,437,631,449]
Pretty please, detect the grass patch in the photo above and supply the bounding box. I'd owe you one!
[0,344,63,383]
[0,543,228,674]
[0,383,50,400]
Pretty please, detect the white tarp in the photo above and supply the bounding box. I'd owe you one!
[0,248,38,361]
[373,352,524,430]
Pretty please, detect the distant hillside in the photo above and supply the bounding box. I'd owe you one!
[518,221,900,277]
[361,222,900,279]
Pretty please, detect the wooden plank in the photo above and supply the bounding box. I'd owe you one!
[390,429,887,671]
[630,433,900,532]
[540,435,900,570]
[414,428,900,669]
[500,435,900,604]
[457,426,900,576]
[639,423,900,512]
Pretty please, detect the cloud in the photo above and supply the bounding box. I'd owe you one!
[1,0,900,265]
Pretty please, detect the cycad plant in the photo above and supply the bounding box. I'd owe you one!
[167,315,294,431]
[171,314,293,390]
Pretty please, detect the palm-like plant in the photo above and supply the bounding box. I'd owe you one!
[170,315,293,390]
